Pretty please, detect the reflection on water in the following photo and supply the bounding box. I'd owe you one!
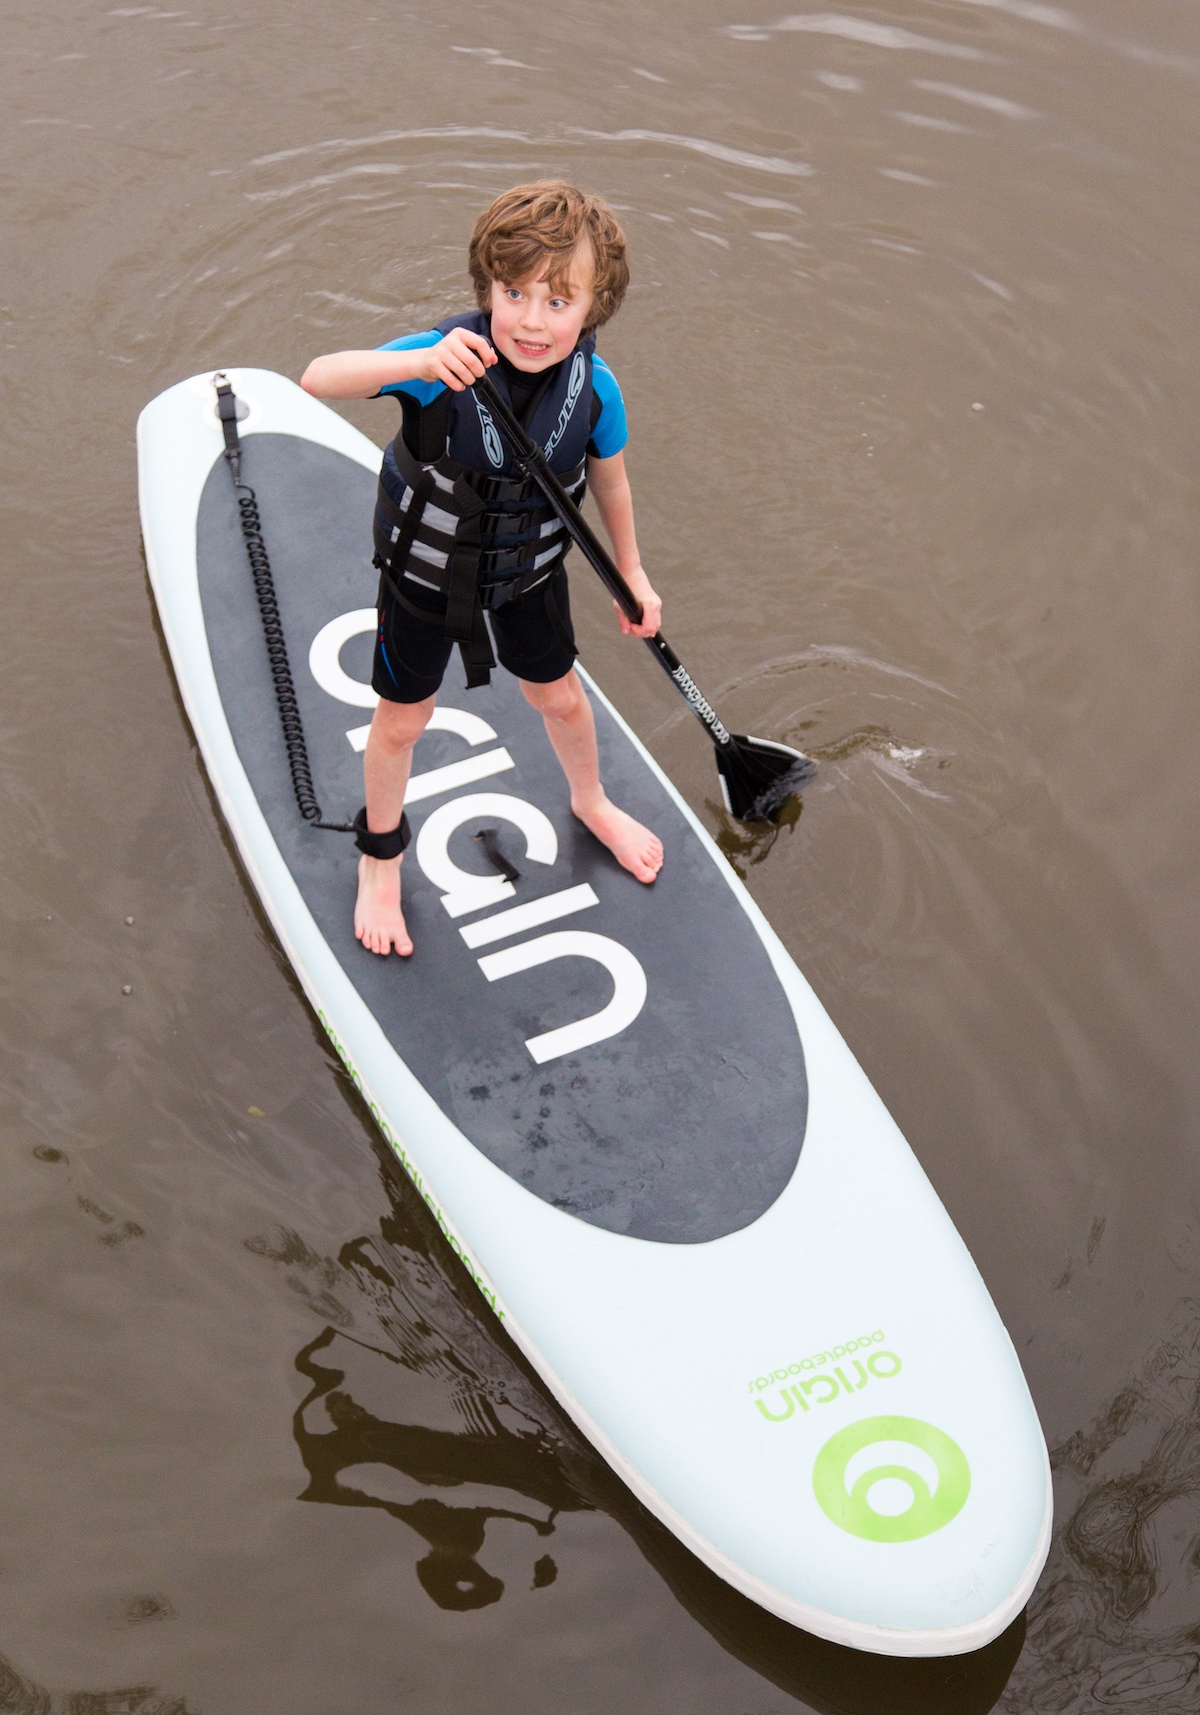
[1002,1301,1200,1713]
[712,791,804,876]
[0,1649,193,1715]
[251,1145,1025,1714]
[294,1324,571,1610]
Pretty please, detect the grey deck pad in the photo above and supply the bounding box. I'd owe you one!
[197,433,807,1242]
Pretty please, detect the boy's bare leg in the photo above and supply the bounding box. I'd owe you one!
[355,694,436,955]
[521,670,663,883]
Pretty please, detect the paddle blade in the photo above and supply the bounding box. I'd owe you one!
[715,734,817,824]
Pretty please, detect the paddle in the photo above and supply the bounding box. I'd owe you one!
[471,367,815,824]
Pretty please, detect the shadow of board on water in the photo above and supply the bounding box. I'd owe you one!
[253,1133,1025,1715]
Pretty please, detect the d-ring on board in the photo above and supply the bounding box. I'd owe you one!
[414,792,645,1063]
[415,792,557,918]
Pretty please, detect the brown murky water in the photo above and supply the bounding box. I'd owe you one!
[4,1,1200,1709]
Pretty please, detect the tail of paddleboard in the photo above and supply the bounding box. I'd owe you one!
[137,367,1051,1657]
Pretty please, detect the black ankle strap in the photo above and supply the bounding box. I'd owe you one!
[353,807,411,860]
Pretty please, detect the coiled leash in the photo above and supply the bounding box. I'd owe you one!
[213,375,409,861]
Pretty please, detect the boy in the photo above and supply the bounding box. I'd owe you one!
[302,181,663,958]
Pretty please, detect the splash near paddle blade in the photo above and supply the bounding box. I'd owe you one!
[716,734,817,823]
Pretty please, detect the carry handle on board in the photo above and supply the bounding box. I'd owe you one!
[470,364,815,824]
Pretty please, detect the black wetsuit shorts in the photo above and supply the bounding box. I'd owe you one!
[371,567,577,704]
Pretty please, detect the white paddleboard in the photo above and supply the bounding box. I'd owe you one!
[137,367,1051,1656]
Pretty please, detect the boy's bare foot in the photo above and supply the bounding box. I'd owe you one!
[354,854,413,956]
[573,795,663,884]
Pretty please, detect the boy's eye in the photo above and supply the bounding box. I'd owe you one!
[505,288,523,301]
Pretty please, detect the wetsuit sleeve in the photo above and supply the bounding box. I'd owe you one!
[374,331,447,405]
[588,356,629,459]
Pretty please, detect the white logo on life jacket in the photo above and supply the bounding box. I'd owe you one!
[473,392,505,469]
[543,350,587,461]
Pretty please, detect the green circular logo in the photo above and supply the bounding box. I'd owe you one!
[812,1415,971,1543]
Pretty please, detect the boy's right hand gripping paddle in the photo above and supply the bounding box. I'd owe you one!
[470,368,815,824]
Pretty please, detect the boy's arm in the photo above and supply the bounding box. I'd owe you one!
[586,450,662,640]
[300,327,496,400]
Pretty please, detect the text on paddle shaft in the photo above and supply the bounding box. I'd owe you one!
[669,663,731,745]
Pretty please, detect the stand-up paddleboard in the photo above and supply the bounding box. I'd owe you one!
[137,368,1051,1657]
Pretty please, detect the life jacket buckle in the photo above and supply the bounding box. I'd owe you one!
[480,545,531,579]
[482,581,516,611]
[482,513,529,548]
[480,565,552,611]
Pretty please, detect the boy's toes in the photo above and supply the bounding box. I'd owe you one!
[572,800,663,885]
[631,834,664,884]
[640,833,663,872]
[355,912,412,956]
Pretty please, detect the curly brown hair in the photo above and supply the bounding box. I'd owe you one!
[468,181,630,333]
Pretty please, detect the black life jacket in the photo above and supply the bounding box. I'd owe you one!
[373,310,596,688]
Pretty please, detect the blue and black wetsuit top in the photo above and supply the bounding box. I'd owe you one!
[378,313,627,466]
[370,310,627,687]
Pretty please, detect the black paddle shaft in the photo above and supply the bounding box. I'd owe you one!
[471,369,736,750]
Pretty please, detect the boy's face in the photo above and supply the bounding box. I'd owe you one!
[488,240,594,371]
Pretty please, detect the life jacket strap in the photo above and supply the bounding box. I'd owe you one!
[373,477,566,574]
[373,423,586,690]
[390,430,585,515]
[374,535,498,691]
[438,478,495,686]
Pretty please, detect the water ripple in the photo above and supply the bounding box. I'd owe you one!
[725,13,994,61]
[249,122,815,182]
[957,0,1081,30]
[252,125,535,168]
[911,78,1038,120]
[568,126,815,177]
